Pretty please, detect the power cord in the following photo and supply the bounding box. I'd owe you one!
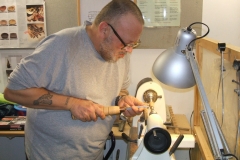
[223,153,238,160]
[189,148,192,160]
[189,110,194,160]
[186,22,210,51]
[189,110,194,134]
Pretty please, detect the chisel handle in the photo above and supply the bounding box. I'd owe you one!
[72,106,120,120]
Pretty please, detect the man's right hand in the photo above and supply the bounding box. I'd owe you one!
[69,98,106,122]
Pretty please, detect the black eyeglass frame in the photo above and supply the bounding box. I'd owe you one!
[107,23,140,49]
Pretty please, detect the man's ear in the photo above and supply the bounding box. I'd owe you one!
[98,22,109,37]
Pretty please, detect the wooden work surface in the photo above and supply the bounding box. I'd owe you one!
[127,114,192,159]
[0,123,131,139]
[0,130,24,137]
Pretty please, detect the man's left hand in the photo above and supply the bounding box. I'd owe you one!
[117,95,145,117]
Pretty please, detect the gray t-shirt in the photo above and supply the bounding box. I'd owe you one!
[7,21,130,160]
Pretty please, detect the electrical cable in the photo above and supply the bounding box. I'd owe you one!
[189,110,194,160]
[216,46,230,128]
[216,75,222,124]
[189,110,194,134]
[186,22,210,51]
[223,153,238,160]
[189,148,192,160]
[218,48,225,127]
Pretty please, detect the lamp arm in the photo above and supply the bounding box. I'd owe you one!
[188,50,225,159]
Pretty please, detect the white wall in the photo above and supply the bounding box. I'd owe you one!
[202,0,240,47]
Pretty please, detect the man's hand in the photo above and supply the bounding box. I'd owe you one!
[69,98,106,122]
[117,95,145,117]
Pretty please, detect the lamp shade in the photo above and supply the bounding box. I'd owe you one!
[152,28,197,88]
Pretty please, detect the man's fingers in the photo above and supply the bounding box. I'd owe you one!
[95,107,106,120]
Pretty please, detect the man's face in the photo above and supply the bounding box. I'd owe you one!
[99,33,128,63]
[98,14,143,63]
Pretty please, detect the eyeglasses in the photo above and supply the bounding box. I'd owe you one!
[107,23,140,49]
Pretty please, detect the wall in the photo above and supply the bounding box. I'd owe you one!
[47,0,203,49]
[45,0,78,35]
[138,0,203,49]
[202,0,240,47]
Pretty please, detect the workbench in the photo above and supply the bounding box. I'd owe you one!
[0,123,131,139]
[0,114,192,160]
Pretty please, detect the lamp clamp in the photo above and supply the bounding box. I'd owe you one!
[218,43,226,52]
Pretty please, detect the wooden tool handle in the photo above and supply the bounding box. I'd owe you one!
[103,106,120,115]
[72,106,120,120]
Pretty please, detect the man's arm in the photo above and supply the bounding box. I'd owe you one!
[3,88,105,121]
[4,87,71,110]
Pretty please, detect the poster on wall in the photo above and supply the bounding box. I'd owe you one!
[137,0,181,27]
[0,0,46,48]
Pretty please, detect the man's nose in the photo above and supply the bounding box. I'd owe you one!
[125,47,133,53]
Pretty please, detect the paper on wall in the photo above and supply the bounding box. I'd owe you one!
[0,0,46,48]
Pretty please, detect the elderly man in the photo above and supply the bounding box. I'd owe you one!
[4,0,145,159]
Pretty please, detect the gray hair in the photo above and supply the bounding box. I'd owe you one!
[93,0,144,26]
